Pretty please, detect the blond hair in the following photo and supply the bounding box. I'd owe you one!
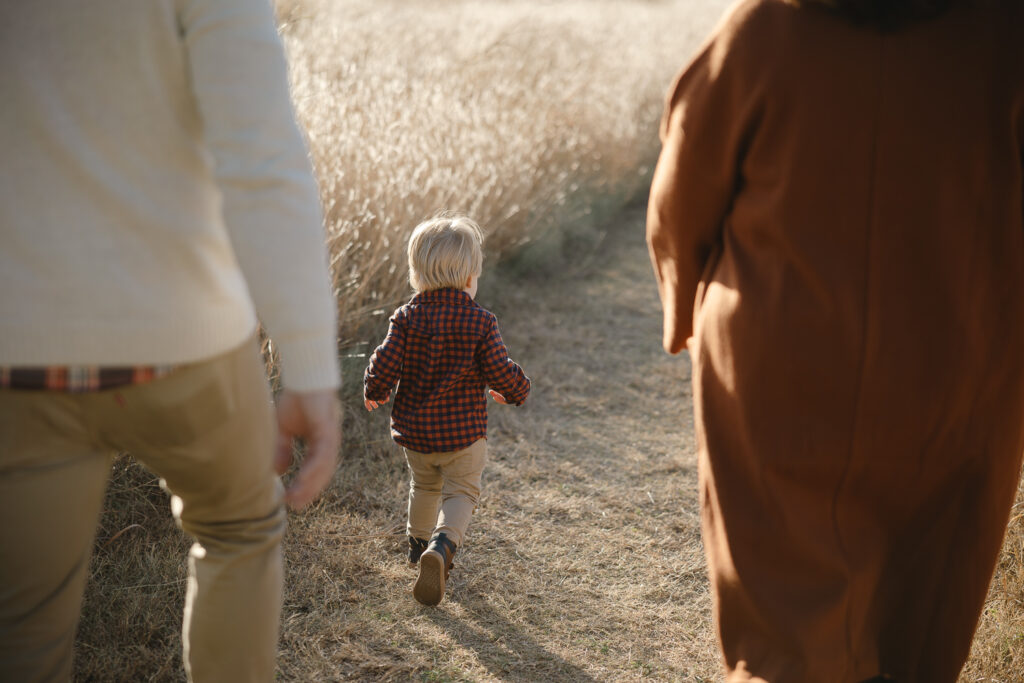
[407,214,484,292]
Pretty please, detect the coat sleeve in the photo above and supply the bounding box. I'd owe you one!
[646,8,762,355]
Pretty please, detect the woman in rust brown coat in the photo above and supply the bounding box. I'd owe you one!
[647,1,1024,681]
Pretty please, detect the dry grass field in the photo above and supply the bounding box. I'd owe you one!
[273,0,727,347]
[72,0,1023,681]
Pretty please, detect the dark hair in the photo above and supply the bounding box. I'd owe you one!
[785,0,955,28]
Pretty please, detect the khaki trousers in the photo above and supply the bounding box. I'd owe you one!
[0,338,284,683]
[404,438,486,548]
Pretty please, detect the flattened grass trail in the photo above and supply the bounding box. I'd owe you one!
[439,204,718,680]
[275,205,719,682]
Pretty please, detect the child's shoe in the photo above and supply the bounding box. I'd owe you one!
[408,536,429,568]
[413,532,457,606]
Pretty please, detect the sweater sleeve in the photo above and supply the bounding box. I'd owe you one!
[646,3,762,355]
[178,0,339,391]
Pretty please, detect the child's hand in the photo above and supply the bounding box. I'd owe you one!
[365,392,390,411]
[488,389,509,404]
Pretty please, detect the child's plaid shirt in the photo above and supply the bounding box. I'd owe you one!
[364,288,530,454]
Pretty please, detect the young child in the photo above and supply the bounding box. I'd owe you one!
[364,214,530,606]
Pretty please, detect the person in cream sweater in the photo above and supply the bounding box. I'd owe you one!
[0,0,342,680]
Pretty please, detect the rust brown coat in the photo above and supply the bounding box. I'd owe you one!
[647,1,1024,681]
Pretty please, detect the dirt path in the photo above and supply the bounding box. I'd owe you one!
[470,204,718,680]
[274,205,721,682]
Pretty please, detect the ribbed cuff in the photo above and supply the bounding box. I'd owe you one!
[276,331,340,392]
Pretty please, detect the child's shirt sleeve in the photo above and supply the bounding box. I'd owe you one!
[363,311,406,401]
[477,316,530,406]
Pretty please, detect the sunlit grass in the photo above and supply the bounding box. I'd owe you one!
[275,0,710,346]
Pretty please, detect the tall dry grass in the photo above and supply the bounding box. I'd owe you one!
[274,0,711,347]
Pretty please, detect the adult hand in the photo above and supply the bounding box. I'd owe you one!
[273,389,341,510]
[488,389,509,404]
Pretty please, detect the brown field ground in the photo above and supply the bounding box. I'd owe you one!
[78,205,1022,681]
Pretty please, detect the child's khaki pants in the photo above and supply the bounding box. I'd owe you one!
[404,438,486,548]
[0,338,285,683]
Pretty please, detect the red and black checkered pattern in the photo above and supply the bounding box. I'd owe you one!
[0,365,177,392]
[364,288,530,454]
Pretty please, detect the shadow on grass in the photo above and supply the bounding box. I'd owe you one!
[411,591,600,683]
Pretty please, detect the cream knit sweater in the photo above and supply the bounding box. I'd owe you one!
[0,0,339,392]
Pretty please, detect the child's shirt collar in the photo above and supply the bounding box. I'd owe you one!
[410,288,475,307]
